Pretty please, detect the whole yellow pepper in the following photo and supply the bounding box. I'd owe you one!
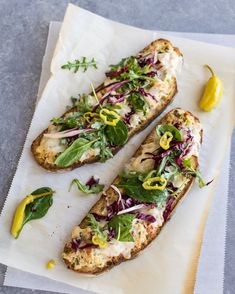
[159,131,173,150]
[142,176,167,191]
[99,108,120,126]
[11,191,54,239]
[199,65,223,112]
[92,235,107,249]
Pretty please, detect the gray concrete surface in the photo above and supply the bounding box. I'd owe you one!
[0,0,234,293]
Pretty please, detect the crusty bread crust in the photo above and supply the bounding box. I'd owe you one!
[31,39,182,172]
[63,108,202,274]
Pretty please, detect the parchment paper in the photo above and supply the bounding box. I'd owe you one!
[4,22,233,294]
[0,4,235,294]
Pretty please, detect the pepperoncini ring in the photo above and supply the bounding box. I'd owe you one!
[92,235,107,249]
[99,108,120,126]
[160,131,173,150]
[199,64,223,112]
[83,112,100,124]
[142,176,167,191]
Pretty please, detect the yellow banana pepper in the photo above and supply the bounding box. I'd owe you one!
[160,131,173,150]
[11,191,54,239]
[83,112,100,123]
[92,235,107,249]
[142,176,167,190]
[199,65,223,112]
[99,108,120,126]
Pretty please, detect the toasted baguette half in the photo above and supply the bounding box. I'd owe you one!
[32,39,183,172]
[62,108,202,274]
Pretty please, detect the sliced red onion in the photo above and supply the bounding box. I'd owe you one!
[108,94,127,105]
[117,204,145,215]
[93,80,130,109]
[44,128,92,139]
[100,79,129,102]
[111,185,125,210]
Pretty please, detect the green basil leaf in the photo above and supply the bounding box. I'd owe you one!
[105,120,128,146]
[117,176,167,204]
[69,179,104,194]
[54,138,97,167]
[156,124,182,141]
[108,214,135,242]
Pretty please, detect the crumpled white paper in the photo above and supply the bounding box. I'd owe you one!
[0,4,235,294]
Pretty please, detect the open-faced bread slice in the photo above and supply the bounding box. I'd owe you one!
[32,39,183,172]
[62,108,203,274]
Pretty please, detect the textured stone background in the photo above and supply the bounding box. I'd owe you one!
[0,0,234,293]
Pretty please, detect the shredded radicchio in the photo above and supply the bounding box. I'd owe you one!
[106,67,128,78]
[107,194,140,220]
[108,228,115,241]
[138,55,155,67]
[123,111,135,125]
[71,238,98,251]
[86,176,99,188]
[136,213,156,223]
[163,197,175,221]
[139,88,158,102]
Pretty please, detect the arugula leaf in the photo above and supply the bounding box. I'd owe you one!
[69,178,104,194]
[117,176,168,204]
[88,126,113,162]
[108,214,135,242]
[182,158,206,188]
[51,113,84,130]
[54,138,98,167]
[128,92,147,114]
[156,124,182,141]
[72,94,93,113]
[108,56,154,91]
[86,213,107,241]
[105,120,128,146]
[61,57,98,73]
[16,187,54,238]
